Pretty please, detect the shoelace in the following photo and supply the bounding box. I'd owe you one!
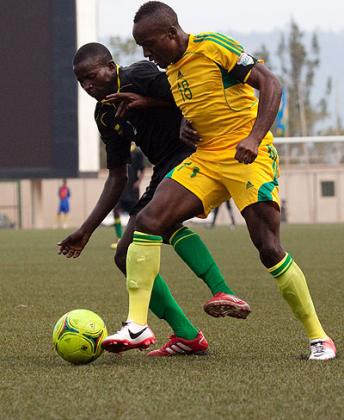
[311,341,325,354]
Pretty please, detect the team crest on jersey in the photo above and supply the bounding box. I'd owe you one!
[237,53,254,66]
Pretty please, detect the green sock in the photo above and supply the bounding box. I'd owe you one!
[114,216,123,239]
[149,274,198,340]
[171,227,235,296]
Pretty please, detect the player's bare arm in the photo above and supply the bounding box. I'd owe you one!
[103,92,172,118]
[235,64,282,164]
[57,166,128,258]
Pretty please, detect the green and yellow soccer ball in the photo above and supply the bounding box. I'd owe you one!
[52,309,107,364]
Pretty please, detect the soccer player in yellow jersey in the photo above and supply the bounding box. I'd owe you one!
[104,1,336,360]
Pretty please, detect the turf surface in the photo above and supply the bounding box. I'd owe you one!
[0,224,343,419]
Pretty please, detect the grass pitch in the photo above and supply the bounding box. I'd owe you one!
[0,224,343,419]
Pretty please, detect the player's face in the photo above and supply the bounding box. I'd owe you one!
[133,20,180,68]
[74,58,116,101]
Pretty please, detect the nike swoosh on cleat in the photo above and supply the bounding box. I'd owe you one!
[128,327,148,339]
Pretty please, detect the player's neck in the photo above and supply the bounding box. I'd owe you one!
[173,32,190,63]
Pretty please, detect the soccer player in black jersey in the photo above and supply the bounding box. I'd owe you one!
[57,43,250,356]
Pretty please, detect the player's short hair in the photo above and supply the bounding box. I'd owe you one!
[134,1,178,27]
[73,43,113,67]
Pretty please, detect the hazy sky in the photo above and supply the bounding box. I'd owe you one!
[98,0,344,39]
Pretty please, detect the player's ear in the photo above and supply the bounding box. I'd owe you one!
[108,60,116,71]
[168,26,178,39]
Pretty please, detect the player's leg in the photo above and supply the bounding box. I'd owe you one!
[103,215,157,352]
[129,165,250,329]
[165,154,250,319]
[103,181,203,353]
[114,171,206,340]
[114,216,200,338]
[135,157,250,318]
[61,202,69,228]
[56,209,62,228]
[242,202,335,360]
[169,225,250,318]
[111,207,123,249]
[126,178,203,324]
[226,200,236,227]
[228,142,335,359]
[103,213,206,354]
[210,207,219,227]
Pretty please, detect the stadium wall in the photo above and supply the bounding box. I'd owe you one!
[0,166,344,229]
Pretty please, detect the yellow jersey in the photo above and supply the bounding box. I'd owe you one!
[166,32,273,151]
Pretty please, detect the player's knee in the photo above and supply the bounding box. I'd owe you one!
[135,209,165,235]
[259,241,284,267]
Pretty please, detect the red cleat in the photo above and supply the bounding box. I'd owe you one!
[204,292,251,319]
[147,331,208,357]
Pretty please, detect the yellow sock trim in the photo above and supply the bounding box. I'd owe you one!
[169,227,184,244]
[268,253,292,278]
[133,231,163,245]
[126,236,161,325]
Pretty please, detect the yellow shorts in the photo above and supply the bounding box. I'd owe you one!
[167,143,280,217]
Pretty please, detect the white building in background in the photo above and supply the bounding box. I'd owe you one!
[76,0,99,174]
[1,137,344,229]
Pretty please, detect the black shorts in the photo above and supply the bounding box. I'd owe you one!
[129,150,192,216]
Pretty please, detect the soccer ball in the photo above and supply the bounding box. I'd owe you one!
[52,309,108,364]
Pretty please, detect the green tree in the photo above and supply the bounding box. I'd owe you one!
[108,35,142,65]
[253,44,272,70]
[277,21,331,136]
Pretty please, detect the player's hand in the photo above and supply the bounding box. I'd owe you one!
[57,229,91,259]
[235,136,260,164]
[103,92,151,118]
[180,119,201,148]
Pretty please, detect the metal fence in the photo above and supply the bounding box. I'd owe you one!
[274,136,344,166]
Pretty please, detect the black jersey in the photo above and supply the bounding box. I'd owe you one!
[94,61,194,169]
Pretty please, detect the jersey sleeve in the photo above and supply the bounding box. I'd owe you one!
[124,61,175,103]
[94,103,131,169]
[195,33,257,82]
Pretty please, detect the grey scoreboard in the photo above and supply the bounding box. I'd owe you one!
[0,0,98,179]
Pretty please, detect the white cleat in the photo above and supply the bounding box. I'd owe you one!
[101,321,155,353]
[309,337,336,361]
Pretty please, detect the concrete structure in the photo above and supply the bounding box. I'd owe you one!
[76,0,99,175]
[1,136,343,228]
[1,164,344,229]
